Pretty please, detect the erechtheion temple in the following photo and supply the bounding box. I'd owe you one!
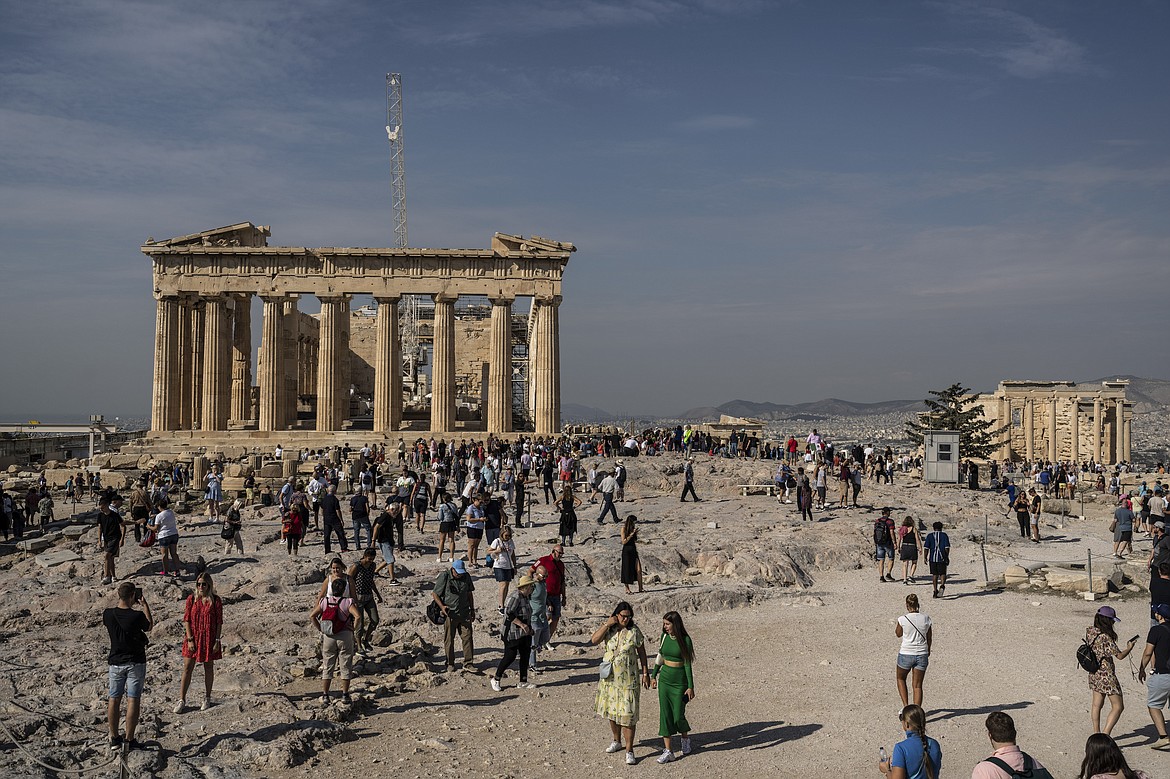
[979,380,1132,464]
[142,223,573,443]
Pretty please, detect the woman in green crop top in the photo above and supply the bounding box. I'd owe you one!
[650,611,695,763]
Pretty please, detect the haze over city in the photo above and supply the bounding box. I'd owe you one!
[2,0,1168,420]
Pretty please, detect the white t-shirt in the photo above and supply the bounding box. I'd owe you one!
[153,509,179,540]
[489,537,515,570]
[898,613,932,655]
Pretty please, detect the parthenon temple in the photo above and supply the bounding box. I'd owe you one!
[978,380,1132,465]
[143,223,573,442]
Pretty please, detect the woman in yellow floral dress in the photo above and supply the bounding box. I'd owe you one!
[591,600,651,766]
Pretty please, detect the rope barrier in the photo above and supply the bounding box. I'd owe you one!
[4,697,108,736]
[0,718,120,776]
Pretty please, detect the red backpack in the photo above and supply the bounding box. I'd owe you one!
[319,597,350,636]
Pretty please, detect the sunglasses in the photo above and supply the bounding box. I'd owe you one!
[618,613,632,619]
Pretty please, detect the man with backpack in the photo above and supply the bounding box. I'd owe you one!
[874,508,897,582]
[310,578,361,704]
[970,711,1051,778]
[432,559,478,672]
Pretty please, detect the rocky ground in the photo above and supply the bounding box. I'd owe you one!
[1,454,1166,778]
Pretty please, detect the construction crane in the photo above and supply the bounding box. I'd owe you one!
[386,73,424,397]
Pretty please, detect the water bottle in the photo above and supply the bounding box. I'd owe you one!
[879,746,888,763]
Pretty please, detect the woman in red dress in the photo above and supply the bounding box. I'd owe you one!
[173,572,224,713]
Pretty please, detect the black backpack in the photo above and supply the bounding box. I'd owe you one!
[1076,637,1100,674]
[982,754,1053,779]
[874,518,893,546]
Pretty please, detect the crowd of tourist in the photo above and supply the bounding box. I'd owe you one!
[4,422,1158,773]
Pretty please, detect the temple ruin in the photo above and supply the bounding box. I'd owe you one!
[143,223,573,442]
[979,380,1132,464]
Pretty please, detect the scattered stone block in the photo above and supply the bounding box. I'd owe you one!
[1003,565,1028,586]
[17,538,54,553]
[35,550,82,568]
[62,525,94,540]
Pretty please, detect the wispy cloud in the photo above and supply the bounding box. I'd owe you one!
[932,3,1091,79]
[395,0,763,45]
[673,114,755,132]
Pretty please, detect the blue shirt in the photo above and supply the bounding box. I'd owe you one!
[892,732,942,779]
[923,531,950,563]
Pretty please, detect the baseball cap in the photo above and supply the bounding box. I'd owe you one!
[1096,606,1120,623]
[451,559,467,574]
[1154,603,1170,621]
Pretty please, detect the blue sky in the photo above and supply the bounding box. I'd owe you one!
[1,0,1167,420]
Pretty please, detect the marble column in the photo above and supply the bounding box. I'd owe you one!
[487,296,514,434]
[150,295,180,432]
[373,296,402,433]
[317,296,347,432]
[1093,396,1102,463]
[283,297,300,429]
[431,295,457,432]
[230,294,252,426]
[190,302,206,430]
[998,396,1009,460]
[1048,397,1057,462]
[201,295,231,431]
[1024,398,1034,462]
[258,296,285,431]
[1123,416,1132,464]
[532,295,561,437]
[336,309,351,426]
[177,299,194,430]
[1115,398,1125,464]
[1069,398,1079,465]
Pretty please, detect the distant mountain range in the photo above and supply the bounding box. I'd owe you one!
[677,398,924,422]
[562,375,1170,424]
[1094,375,1170,413]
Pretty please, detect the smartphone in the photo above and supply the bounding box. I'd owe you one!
[1130,634,1140,643]
[133,586,143,603]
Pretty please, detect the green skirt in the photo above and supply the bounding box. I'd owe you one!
[657,664,691,737]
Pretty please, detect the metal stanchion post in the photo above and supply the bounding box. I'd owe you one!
[1087,548,1094,601]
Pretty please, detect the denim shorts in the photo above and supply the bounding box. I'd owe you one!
[896,653,929,671]
[378,541,395,566]
[547,593,562,621]
[875,545,896,560]
[158,535,179,547]
[108,663,146,699]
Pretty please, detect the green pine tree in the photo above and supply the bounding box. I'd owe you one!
[904,383,1006,460]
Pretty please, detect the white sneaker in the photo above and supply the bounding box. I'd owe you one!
[517,681,537,689]
[656,750,674,764]
[490,677,502,692]
[680,737,691,755]
[172,700,186,714]
[626,752,637,765]
[200,699,213,711]
[605,740,623,754]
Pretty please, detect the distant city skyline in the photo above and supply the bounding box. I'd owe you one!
[2,1,1168,420]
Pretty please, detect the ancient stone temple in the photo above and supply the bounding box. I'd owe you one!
[978,380,1132,465]
[143,223,573,439]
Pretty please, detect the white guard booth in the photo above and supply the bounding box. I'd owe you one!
[922,430,960,483]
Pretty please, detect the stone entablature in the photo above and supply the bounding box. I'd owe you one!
[144,223,572,438]
[978,380,1131,465]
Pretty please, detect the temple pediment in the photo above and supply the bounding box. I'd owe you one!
[492,233,576,255]
[145,222,271,248]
